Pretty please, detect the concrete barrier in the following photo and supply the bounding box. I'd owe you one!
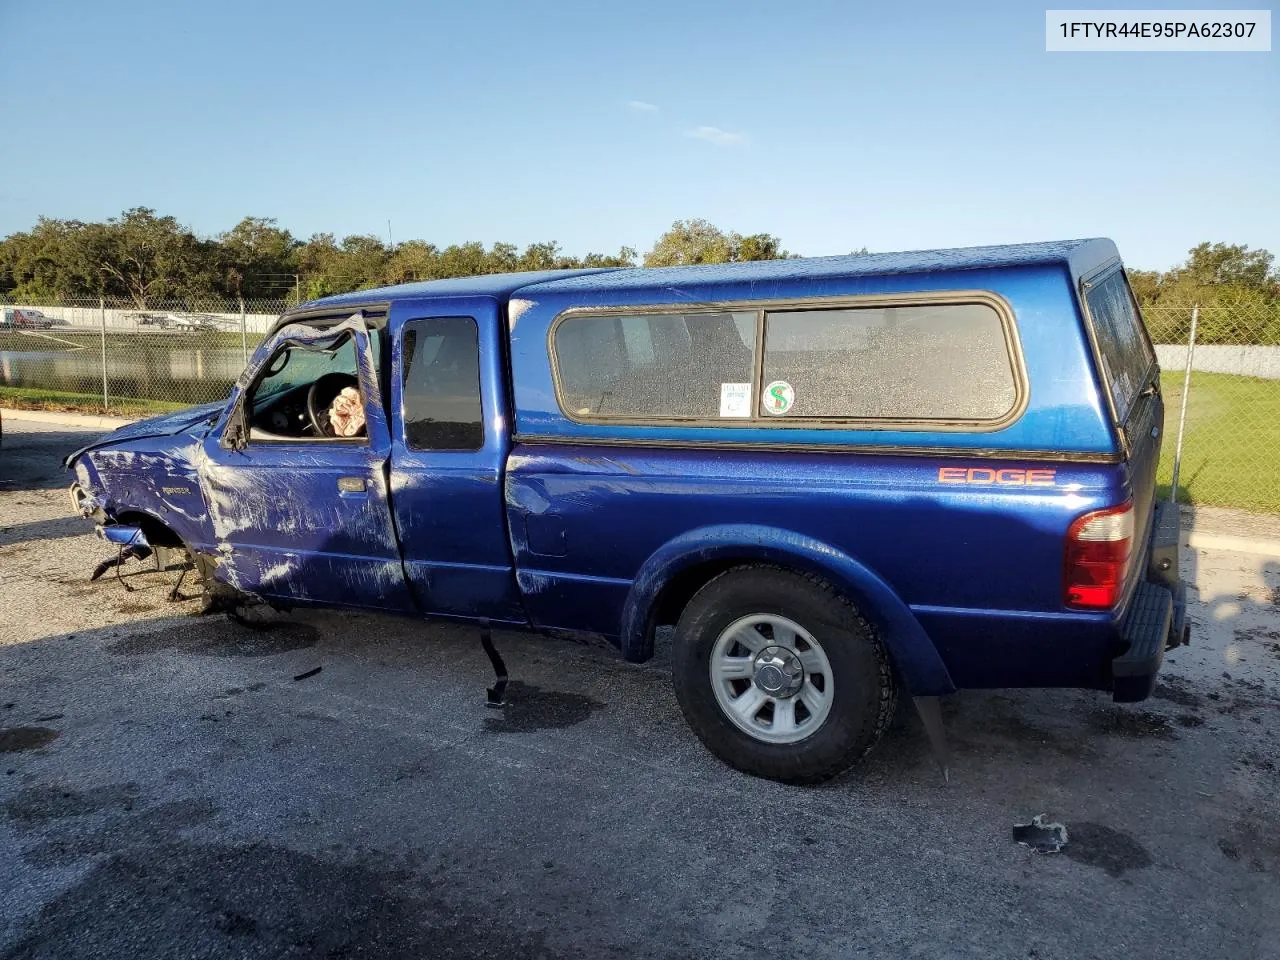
[1155,344,1280,380]
[1,303,280,334]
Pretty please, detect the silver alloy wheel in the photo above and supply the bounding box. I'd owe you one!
[708,613,834,744]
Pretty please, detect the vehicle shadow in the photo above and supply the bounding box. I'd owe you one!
[120,482,1280,795]
[3,551,1279,960]
[0,515,95,547]
[0,428,105,491]
[7,551,1276,787]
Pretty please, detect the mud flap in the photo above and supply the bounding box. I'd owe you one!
[913,695,951,782]
[479,620,508,708]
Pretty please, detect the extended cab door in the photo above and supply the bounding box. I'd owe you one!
[386,297,525,623]
[198,314,414,611]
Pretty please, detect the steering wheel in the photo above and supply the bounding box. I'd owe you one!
[306,373,359,436]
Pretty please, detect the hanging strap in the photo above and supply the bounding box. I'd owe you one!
[479,619,508,708]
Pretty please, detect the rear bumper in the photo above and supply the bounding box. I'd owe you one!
[1111,501,1189,702]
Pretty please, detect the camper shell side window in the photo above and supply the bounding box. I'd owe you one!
[549,294,1025,430]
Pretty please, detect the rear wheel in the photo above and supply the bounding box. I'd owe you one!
[671,566,896,784]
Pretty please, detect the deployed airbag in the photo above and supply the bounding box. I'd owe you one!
[328,386,366,437]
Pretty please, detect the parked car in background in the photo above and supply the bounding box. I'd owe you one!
[64,239,1187,784]
[1,308,56,329]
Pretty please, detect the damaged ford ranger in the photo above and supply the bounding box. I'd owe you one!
[64,239,1188,783]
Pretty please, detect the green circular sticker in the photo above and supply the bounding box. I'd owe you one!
[763,380,794,415]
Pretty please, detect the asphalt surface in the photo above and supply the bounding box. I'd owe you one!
[2,418,1279,960]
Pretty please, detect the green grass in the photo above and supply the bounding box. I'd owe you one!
[1157,370,1280,513]
[0,386,186,418]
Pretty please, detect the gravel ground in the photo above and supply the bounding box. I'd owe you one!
[1,418,1279,960]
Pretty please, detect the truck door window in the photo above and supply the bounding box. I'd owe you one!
[1084,271,1157,423]
[402,317,483,450]
[247,333,366,440]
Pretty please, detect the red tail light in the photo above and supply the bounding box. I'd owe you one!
[1064,502,1134,609]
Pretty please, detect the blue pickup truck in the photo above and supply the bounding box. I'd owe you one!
[65,238,1187,783]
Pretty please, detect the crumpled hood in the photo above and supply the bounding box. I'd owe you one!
[104,401,226,442]
[63,400,225,467]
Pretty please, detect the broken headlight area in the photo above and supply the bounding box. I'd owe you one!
[68,482,105,521]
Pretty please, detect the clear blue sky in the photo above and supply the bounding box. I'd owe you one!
[0,0,1275,271]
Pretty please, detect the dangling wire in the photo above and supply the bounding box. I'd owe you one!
[167,562,194,602]
[113,530,143,593]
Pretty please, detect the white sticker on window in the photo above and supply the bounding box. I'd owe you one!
[763,380,795,415]
[719,382,752,418]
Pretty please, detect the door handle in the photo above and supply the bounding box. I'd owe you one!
[337,476,366,494]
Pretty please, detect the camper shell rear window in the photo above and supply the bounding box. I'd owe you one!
[549,294,1025,430]
[1082,270,1157,423]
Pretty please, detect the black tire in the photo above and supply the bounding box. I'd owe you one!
[671,565,897,785]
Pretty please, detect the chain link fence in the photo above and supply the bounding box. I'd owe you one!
[2,295,1278,512]
[0,295,287,416]
[1145,302,1280,513]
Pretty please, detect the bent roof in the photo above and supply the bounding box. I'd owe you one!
[298,238,1118,310]
[304,268,618,308]
[520,238,1119,298]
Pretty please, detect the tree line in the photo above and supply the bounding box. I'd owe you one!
[1,209,1275,342]
[0,211,788,307]
[1127,242,1279,344]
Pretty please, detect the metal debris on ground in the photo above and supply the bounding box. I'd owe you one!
[1013,815,1070,854]
[167,562,199,602]
[89,545,150,588]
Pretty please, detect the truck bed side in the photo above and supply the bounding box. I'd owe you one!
[505,445,1129,691]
